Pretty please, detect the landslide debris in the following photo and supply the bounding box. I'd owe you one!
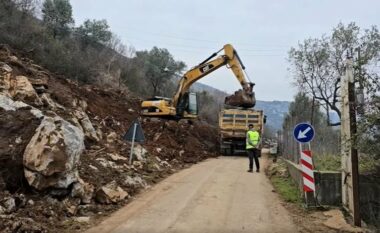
[0,44,218,233]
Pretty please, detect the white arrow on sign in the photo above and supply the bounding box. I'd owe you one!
[297,127,311,139]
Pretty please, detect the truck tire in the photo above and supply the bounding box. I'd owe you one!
[224,147,232,156]
[230,145,235,156]
[220,144,232,156]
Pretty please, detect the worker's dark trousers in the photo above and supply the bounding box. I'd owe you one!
[247,148,260,170]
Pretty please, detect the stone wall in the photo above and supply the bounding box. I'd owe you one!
[359,175,380,228]
[284,159,380,228]
[284,159,342,206]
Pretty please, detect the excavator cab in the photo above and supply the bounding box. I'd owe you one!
[188,93,198,115]
[142,92,198,119]
[176,92,198,118]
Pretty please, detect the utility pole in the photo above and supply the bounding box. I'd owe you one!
[356,47,365,113]
[341,55,361,227]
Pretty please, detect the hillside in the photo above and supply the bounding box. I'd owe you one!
[0,45,219,232]
[256,100,290,131]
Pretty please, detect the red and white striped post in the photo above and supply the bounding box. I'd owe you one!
[300,150,315,192]
[294,123,317,206]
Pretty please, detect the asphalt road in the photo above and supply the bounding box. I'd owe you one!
[85,155,297,233]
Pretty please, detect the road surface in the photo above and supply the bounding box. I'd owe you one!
[85,155,297,233]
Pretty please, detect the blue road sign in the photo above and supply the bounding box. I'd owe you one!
[293,123,315,143]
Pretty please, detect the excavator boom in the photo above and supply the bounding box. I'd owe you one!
[141,44,255,118]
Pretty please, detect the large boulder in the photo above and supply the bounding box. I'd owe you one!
[23,116,85,190]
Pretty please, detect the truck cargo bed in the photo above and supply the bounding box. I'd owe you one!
[219,108,264,155]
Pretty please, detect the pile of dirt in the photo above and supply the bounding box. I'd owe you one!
[0,45,219,233]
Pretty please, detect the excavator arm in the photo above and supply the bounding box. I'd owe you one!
[141,44,255,118]
[172,44,255,115]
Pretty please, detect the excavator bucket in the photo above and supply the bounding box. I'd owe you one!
[224,89,256,108]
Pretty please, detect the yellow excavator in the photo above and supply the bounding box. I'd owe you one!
[141,44,256,118]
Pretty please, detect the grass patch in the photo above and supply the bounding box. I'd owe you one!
[313,154,341,171]
[268,159,302,204]
[359,155,380,174]
[271,175,301,203]
[312,153,380,173]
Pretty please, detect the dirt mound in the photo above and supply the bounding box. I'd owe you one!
[0,45,219,233]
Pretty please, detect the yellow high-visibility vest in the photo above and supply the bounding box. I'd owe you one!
[246,130,260,149]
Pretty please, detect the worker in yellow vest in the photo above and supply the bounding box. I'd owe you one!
[246,124,260,173]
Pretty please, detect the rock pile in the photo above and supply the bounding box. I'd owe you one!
[0,45,218,233]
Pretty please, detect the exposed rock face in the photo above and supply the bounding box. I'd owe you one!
[23,116,85,190]
[0,95,44,121]
[10,76,39,102]
[95,181,128,204]
[0,62,12,73]
[0,72,40,104]
[0,63,12,96]
[0,93,29,111]
[40,93,65,110]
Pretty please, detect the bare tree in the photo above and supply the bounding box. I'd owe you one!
[288,23,380,126]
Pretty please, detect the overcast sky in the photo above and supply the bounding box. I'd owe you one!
[71,0,379,101]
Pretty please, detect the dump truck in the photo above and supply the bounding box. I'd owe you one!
[219,108,265,155]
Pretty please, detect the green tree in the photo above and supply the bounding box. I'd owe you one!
[12,0,38,16]
[42,0,74,38]
[136,47,186,96]
[76,19,112,45]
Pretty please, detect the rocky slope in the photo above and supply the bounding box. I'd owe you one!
[0,44,218,233]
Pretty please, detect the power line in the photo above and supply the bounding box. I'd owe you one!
[124,37,287,57]
[116,25,291,50]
